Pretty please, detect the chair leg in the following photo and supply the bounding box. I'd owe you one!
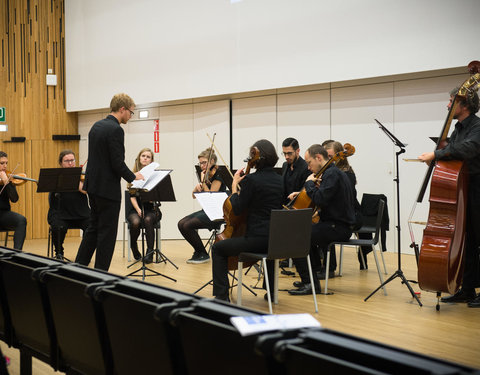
[324,247,331,294]
[339,245,344,276]
[306,255,318,313]
[237,261,243,306]
[122,221,126,258]
[262,258,272,314]
[273,259,279,305]
[372,245,387,295]
[379,247,388,274]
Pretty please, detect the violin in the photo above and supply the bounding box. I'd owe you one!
[285,143,355,218]
[0,170,38,185]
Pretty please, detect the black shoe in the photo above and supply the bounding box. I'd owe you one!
[55,252,64,260]
[293,281,304,288]
[131,247,141,261]
[186,251,210,264]
[264,293,269,301]
[143,250,154,264]
[288,283,321,296]
[467,294,480,308]
[358,251,368,270]
[317,270,335,280]
[440,288,476,303]
[279,259,289,268]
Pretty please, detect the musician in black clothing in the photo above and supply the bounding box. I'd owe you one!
[211,139,284,302]
[48,150,90,260]
[289,144,356,295]
[178,148,226,264]
[0,151,26,250]
[281,137,310,204]
[419,87,480,307]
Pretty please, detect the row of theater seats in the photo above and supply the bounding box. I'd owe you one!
[0,246,478,375]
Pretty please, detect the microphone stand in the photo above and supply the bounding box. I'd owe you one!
[364,119,422,306]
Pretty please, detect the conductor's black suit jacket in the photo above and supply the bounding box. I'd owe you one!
[83,114,135,201]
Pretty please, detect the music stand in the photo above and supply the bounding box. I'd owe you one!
[195,165,233,191]
[126,172,177,282]
[37,167,83,262]
[364,119,422,306]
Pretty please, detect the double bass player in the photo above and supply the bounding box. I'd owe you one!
[419,87,480,308]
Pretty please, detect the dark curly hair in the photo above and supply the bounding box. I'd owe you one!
[450,86,479,114]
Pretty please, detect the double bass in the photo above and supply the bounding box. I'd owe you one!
[417,61,480,301]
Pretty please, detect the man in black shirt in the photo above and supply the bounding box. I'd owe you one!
[289,144,355,295]
[419,87,480,307]
[48,150,90,260]
[281,137,310,204]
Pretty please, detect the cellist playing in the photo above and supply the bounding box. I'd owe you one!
[419,87,480,308]
[211,139,284,302]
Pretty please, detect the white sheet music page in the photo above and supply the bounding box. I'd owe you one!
[230,314,321,336]
[194,192,228,221]
[130,162,171,191]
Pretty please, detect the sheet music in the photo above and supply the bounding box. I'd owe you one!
[230,313,321,336]
[194,192,228,221]
[130,162,171,191]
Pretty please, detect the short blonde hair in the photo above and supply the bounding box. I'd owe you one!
[110,93,135,112]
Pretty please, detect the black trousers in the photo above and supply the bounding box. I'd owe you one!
[0,210,27,250]
[463,174,480,290]
[50,217,89,255]
[212,236,273,298]
[293,222,352,285]
[75,194,121,271]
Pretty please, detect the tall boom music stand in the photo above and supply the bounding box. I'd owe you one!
[126,173,177,282]
[37,167,83,262]
[364,119,422,306]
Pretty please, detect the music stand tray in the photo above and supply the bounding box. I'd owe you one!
[37,167,82,193]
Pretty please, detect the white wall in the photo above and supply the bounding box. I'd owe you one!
[79,69,469,255]
[65,0,479,111]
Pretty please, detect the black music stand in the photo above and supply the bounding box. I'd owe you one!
[195,165,233,191]
[37,167,83,262]
[364,119,422,306]
[126,173,177,282]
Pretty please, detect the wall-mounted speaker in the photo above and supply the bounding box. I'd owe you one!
[52,134,81,141]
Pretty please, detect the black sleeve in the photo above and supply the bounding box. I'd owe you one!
[108,126,136,183]
[4,183,18,203]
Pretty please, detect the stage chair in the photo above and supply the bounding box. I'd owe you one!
[94,279,199,375]
[170,299,284,375]
[261,328,478,374]
[0,247,19,345]
[324,200,386,295]
[47,225,84,260]
[0,230,14,247]
[35,263,122,375]
[237,208,317,314]
[0,251,66,372]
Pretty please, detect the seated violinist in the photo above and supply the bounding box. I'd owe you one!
[0,151,27,250]
[178,148,226,264]
[289,144,356,295]
[47,150,90,259]
[211,139,284,302]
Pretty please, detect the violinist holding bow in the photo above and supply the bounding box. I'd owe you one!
[178,148,226,264]
[0,151,27,250]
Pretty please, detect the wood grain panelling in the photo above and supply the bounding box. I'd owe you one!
[0,0,79,239]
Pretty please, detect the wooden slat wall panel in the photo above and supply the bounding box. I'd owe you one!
[0,0,79,239]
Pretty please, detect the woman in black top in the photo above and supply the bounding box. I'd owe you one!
[212,139,284,302]
[127,148,161,263]
[0,151,27,250]
[178,148,226,264]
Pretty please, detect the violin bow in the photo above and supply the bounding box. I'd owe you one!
[206,132,235,180]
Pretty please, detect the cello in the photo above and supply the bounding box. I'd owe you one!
[417,61,480,303]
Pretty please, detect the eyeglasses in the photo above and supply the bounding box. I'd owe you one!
[63,159,75,163]
[127,108,134,116]
[283,151,294,156]
[198,161,208,166]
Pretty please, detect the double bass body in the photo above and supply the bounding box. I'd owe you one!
[418,160,468,294]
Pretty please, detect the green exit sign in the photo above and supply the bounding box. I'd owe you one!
[0,107,5,122]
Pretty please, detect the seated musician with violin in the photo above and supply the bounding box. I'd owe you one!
[0,151,27,250]
[289,144,355,295]
[127,148,161,263]
[281,137,310,204]
[419,87,480,308]
[47,150,90,260]
[212,139,284,302]
[178,148,226,264]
